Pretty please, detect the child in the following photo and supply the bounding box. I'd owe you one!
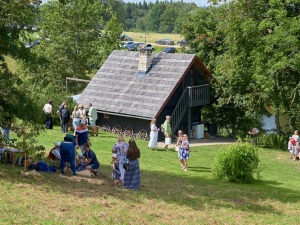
[75,153,85,171]
[111,153,121,187]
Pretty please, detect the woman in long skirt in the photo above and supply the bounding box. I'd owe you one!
[124,139,141,190]
[148,118,159,149]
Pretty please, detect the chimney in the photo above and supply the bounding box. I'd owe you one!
[137,44,153,77]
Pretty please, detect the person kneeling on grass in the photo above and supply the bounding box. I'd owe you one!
[83,143,100,176]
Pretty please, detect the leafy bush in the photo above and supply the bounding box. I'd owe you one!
[257,133,287,150]
[212,143,261,183]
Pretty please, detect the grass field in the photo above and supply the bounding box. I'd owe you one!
[1,127,300,224]
[123,31,183,45]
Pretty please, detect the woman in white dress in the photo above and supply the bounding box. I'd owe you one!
[148,118,160,149]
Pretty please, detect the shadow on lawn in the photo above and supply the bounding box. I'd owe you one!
[1,161,299,216]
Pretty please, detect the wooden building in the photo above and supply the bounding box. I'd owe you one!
[77,46,215,138]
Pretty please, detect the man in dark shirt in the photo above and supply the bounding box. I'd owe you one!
[83,143,100,176]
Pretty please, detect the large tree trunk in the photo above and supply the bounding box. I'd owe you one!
[288,114,296,133]
[274,113,281,135]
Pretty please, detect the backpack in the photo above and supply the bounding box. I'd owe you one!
[290,138,296,146]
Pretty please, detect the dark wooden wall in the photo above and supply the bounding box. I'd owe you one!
[96,113,151,134]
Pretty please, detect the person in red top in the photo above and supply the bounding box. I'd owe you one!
[48,142,61,165]
[75,119,91,154]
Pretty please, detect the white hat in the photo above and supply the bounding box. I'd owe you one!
[112,153,117,158]
[54,142,61,147]
[80,119,86,124]
[78,153,83,158]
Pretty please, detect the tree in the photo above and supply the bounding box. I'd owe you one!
[147,3,166,32]
[18,0,123,100]
[0,0,42,125]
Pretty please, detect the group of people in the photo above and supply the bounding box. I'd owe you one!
[111,136,141,190]
[48,133,141,190]
[43,99,98,134]
[49,134,100,176]
[147,116,190,171]
[288,130,300,161]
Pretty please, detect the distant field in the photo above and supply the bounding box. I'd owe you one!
[123,31,184,45]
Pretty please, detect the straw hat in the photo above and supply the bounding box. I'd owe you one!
[78,104,83,108]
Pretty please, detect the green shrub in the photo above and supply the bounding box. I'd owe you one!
[212,143,261,183]
[257,133,287,150]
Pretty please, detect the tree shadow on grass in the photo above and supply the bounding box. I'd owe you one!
[1,163,300,217]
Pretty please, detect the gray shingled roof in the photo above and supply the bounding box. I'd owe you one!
[77,50,207,119]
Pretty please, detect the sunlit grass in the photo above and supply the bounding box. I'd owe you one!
[1,126,300,224]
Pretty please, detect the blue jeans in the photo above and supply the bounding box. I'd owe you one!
[60,142,76,175]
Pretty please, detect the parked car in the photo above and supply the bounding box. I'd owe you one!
[177,39,188,47]
[162,47,177,53]
[120,34,133,42]
[127,43,140,51]
[32,40,40,46]
[121,41,134,48]
[155,38,175,45]
[24,43,33,48]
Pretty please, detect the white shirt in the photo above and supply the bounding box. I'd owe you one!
[43,103,52,114]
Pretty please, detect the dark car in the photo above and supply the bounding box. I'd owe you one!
[162,47,177,53]
[121,41,134,48]
[127,43,140,51]
[155,38,175,45]
[120,34,133,42]
[177,39,188,47]
[32,40,40,46]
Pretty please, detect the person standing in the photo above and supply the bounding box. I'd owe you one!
[83,143,100,176]
[175,130,183,152]
[60,134,76,175]
[61,104,71,133]
[178,134,189,171]
[112,135,129,184]
[58,100,66,132]
[124,139,141,190]
[43,99,53,129]
[88,103,98,126]
[163,115,172,150]
[72,106,80,134]
[111,153,121,187]
[291,130,300,161]
[78,104,86,120]
[75,119,91,154]
[148,118,159,149]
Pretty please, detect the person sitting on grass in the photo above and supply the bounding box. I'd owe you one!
[83,143,100,176]
[48,142,61,166]
[75,153,85,172]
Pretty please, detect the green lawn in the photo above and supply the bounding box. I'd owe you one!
[1,126,299,224]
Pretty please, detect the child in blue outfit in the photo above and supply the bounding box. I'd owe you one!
[111,153,121,187]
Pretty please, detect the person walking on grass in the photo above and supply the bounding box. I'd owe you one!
[178,134,189,171]
[124,139,141,190]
